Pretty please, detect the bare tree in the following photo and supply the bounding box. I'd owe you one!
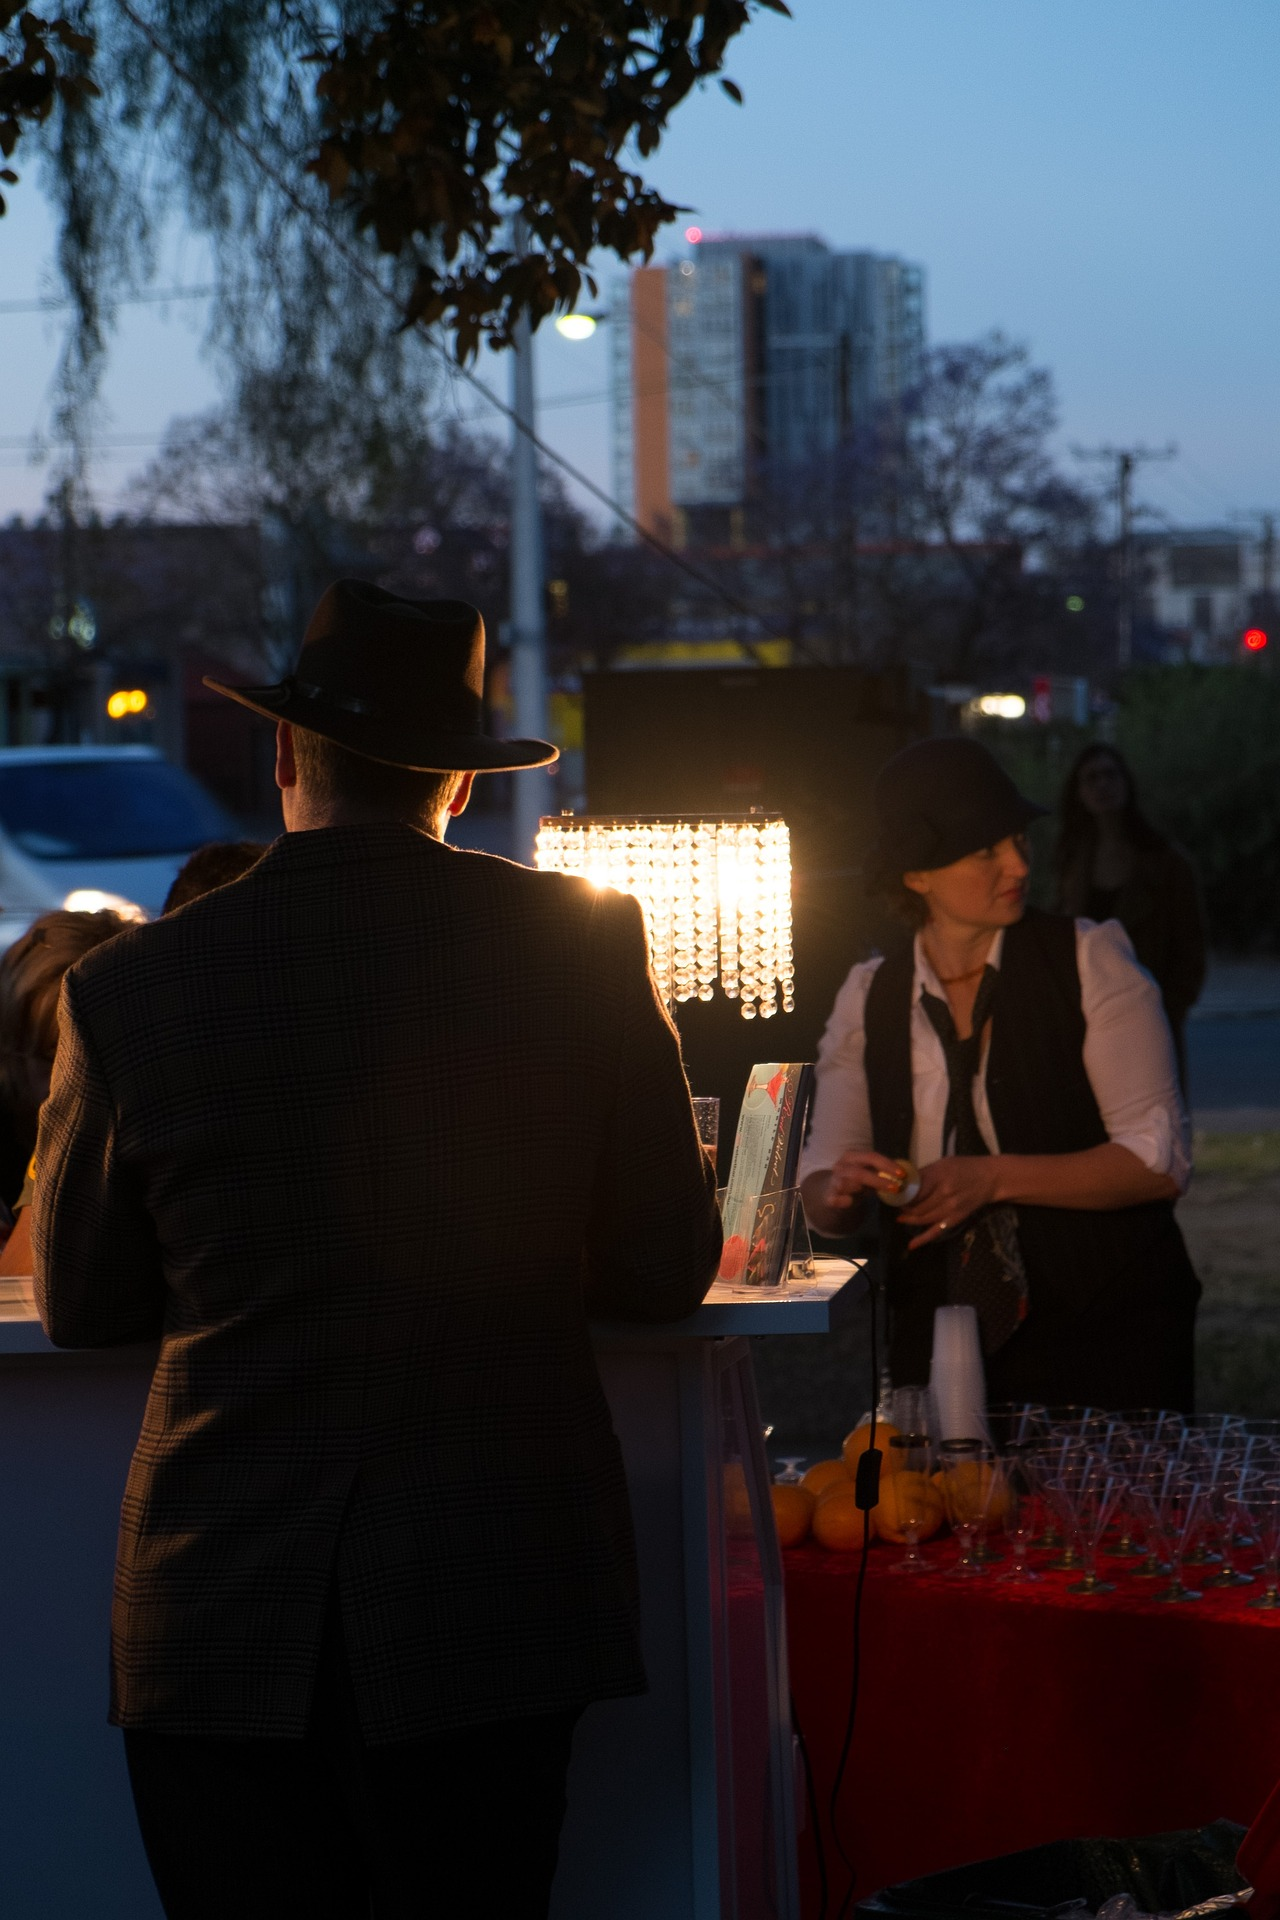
[703,332,1107,681]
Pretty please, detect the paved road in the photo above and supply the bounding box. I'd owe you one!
[1188,1017,1280,1117]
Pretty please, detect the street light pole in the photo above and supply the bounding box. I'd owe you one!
[509,301,554,865]
[1073,442,1176,672]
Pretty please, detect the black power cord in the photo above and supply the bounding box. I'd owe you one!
[792,1688,829,1920]
[826,1259,885,1920]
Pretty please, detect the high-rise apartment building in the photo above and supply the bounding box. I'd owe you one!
[612,232,925,545]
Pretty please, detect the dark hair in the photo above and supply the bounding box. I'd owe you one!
[291,726,460,829]
[163,841,267,915]
[1054,743,1166,882]
[0,909,128,1151]
[869,869,930,928]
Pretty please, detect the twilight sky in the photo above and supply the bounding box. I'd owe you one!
[2,0,1278,533]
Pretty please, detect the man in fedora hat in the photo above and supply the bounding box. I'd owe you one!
[33,579,722,1919]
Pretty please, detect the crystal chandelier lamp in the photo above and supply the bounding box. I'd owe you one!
[535,813,795,1020]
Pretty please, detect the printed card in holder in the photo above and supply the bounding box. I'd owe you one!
[717,1062,814,1288]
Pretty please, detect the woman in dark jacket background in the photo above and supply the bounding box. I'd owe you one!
[1054,742,1207,1080]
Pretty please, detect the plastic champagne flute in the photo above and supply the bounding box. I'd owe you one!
[998,1441,1041,1584]
[1156,1476,1205,1604]
[1246,1482,1280,1611]
[1066,1466,1123,1597]
[940,1439,999,1577]
[887,1433,936,1574]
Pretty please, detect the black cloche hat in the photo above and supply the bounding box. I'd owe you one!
[866,736,1046,887]
[204,578,558,773]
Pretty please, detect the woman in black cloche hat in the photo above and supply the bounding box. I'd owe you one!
[798,736,1201,1412]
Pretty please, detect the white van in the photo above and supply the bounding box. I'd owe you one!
[0,745,242,926]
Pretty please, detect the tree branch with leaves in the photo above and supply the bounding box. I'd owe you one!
[307,0,789,358]
[0,2,96,213]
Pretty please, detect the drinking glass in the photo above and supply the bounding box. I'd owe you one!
[1244,1481,1280,1611]
[1029,1437,1082,1560]
[1124,1465,1172,1579]
[886,1433,937,1574]
[1066,1467,1123,1596]
[987,1403,1047,1451]
[1104,1437,1155,1556]
[1155,1476,1205,1603]
[1043,1457,1116,1593]
[1177,1441,1222,1565]
[998,1442,1042,1583]
[1044,1405,1095,1440]
[940,1439,1001,1577]
[889,1385,933,1439]
[691,1098,720,1175]
[1113,1408,1165,1433]
[1038,1439,1091,1569]
[1204,1465,1255,1588]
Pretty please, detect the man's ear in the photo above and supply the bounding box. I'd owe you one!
[447,771,476,819]
[275,722,298,792]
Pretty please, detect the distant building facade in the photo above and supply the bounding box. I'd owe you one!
[1142,524,1278,659]
[612,233,925,547]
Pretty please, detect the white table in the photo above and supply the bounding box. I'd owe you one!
[0,1262,864,1919]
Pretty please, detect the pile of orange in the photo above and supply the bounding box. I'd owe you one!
[766,1422,1005,1554]
[770,1483,815,1547]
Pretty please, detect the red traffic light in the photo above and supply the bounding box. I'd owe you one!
[1244,628,1269,652]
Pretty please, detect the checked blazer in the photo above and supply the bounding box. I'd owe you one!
[33,823,722,1743]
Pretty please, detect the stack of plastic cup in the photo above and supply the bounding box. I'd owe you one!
[929,1304,989,1442]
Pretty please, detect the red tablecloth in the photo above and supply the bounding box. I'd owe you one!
[784,1538,1280,1917]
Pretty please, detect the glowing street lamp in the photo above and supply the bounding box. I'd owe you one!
[553,312,598,342]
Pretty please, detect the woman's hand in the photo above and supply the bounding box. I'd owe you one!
[898,1157,1001,1252]
[801,1152,904,1237]
[825,1150,910,1212]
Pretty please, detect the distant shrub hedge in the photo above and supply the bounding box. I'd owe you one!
[979,664,1280,952]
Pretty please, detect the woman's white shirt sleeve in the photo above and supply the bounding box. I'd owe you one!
[1076,918,1192,1192]
[796,958,881,1185]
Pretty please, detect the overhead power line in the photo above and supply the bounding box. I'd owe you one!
[0,283,215,316]
[100,0,791,664]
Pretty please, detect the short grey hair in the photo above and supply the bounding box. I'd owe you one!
[291,727,461,830]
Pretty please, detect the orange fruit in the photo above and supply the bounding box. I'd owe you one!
[771,1482,815,1548]
[934,1460,1009,1527]
[811,1485,870,1552]
[842,1421,903,1475]
[802,1458,850,1499]
[871,1470,944,1544]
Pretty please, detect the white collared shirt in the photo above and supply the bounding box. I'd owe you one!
[796,919,1192,1192]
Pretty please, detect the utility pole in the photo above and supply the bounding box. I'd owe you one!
[1073,443,1176,671]
[508,264,555,867]
[1231,509,1278,624]
[1264,514,1276,608]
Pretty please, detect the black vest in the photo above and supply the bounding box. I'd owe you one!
[863,908,1199,1344]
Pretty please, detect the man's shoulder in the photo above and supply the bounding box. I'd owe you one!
[62,836,645,1002]
[443,845,646,937]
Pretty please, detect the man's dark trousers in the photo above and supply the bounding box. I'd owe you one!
[124,1588,580,1919]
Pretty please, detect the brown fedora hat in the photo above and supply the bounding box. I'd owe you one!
[204,578,558,773]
